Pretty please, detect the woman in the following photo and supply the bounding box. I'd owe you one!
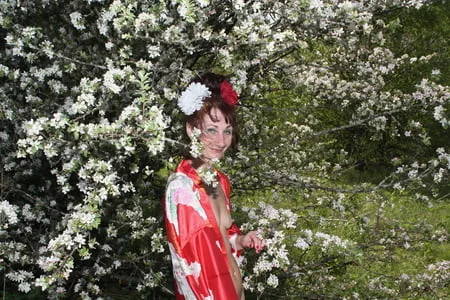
[164,73,264,299]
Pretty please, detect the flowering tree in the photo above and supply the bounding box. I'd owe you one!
[1,0,448,298]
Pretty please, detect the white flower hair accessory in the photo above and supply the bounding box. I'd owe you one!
[177,82,212,115]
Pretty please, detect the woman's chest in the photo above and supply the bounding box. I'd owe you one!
[207,188,232,230]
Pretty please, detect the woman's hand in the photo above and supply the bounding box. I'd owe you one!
[237,231,264,253]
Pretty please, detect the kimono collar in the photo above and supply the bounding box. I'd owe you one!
[176,159,230,195]
[176,159,206,189]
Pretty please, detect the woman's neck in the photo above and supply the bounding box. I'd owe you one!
[189,157,212,170]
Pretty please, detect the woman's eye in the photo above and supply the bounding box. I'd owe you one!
[224,129,232,135]
[206,128,217,134]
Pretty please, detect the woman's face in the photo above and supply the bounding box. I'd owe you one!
[189,107,233,161]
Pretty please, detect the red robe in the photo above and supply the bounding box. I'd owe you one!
[164,159,243,299]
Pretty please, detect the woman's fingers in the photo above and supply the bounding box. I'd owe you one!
[244,231,264,252]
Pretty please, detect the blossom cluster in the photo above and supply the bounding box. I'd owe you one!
[0,200,19,229]
[237,201,353,294]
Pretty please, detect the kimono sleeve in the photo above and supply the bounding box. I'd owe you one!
[164,174,210,299]
[164,173,208,250]
[228,223,244,260]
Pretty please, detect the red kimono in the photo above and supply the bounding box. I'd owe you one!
[164,159,243,299]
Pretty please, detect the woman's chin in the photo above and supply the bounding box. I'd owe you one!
[203,152,224,160]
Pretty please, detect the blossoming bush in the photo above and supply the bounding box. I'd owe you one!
[0,0,448,298]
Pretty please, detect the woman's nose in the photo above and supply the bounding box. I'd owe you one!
[215,132,226,146]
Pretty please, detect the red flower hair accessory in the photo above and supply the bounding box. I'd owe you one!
[220,80,239,106]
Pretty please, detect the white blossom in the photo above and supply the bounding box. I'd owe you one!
[6,270,34,293]
[196,0,209,8]
[103,68,126,94]
[70,12,86,30]
[0,200,19,227]
[267,274,279,288]
[294,237,310,250]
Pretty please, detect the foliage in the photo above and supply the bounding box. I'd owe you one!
[0,0,448,299]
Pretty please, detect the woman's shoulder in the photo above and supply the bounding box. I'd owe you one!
[216,168,229,178]
[216,169,231,184]
[166,171,193,189]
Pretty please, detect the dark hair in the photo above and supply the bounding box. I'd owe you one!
[183,72,239,155]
